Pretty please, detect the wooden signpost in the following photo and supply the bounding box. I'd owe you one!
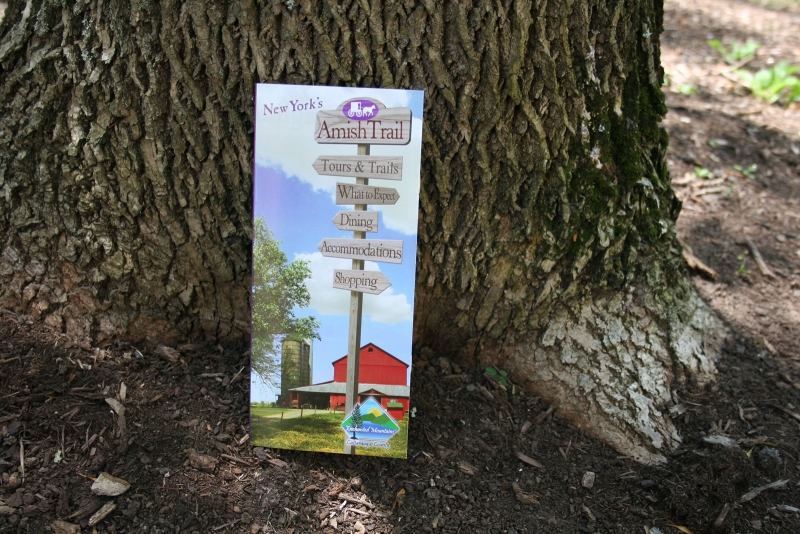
[332,211,379,232]
[332,269,392,295]
[313,156,403,180]
[315,101,412,146]
[335,183,400,205]
[317,238,403,263]
[314,97,411,454]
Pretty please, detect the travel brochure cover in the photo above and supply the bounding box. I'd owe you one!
[250,84,424,458]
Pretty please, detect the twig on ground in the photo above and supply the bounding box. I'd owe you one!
[682,241,719,279]
[88,502,117,527]
[535,406,554,425]
[767,403,800,423]
[720,69,744,86]
[714,503,733,527]
[221,453,253,466]
[779,371,800,390]
[105,398,127,437]
[727,55,756,72]
[740,479,789,503]
[227,366,245,387]
[337,493,375,509]
[212,517,241,531]
[703,435,738,448]
[744,238,776,278]
[19,441,24,480]
[775,505,800,513]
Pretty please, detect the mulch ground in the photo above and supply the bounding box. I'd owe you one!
[3,1,800,533]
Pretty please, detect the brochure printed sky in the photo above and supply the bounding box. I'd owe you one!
[251,85,424,401]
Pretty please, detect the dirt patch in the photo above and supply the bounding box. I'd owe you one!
[3,0,800,533]
[1,313,799,534]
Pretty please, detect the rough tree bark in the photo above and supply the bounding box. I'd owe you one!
[0,0,723,463]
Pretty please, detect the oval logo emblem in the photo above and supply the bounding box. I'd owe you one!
[342,99,379,121]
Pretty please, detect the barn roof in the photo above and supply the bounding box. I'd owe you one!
[289,382,410,398]
[330,342,409,368]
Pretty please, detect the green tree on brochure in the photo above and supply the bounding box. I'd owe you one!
[251,217,319,389]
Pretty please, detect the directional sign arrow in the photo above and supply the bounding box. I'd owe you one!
[332,211,378,232]
[332,270,392,295]
[335,183,399,205]
[313,156,403,181]
[317,238,403,264]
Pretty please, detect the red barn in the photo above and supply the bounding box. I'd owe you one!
[289,343,410,418]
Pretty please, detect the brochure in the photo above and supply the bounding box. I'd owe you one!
[250,85,424,458]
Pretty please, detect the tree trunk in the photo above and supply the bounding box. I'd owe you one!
[0,0,723,463]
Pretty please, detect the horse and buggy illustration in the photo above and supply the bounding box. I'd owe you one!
[346,101,377,118]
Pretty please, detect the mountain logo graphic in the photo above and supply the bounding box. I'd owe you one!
[341,397,399,445]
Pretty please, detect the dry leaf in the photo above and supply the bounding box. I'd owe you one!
[517,452,544,469]
[51,520,81,534]
[457,460,477,475]
[392,488,406,511]
[188,450,218,472]
[91,473,130,496]
[512,482,539,506]
[104,398,124,415]
[328,482,346,497]
[155,345,180,363]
